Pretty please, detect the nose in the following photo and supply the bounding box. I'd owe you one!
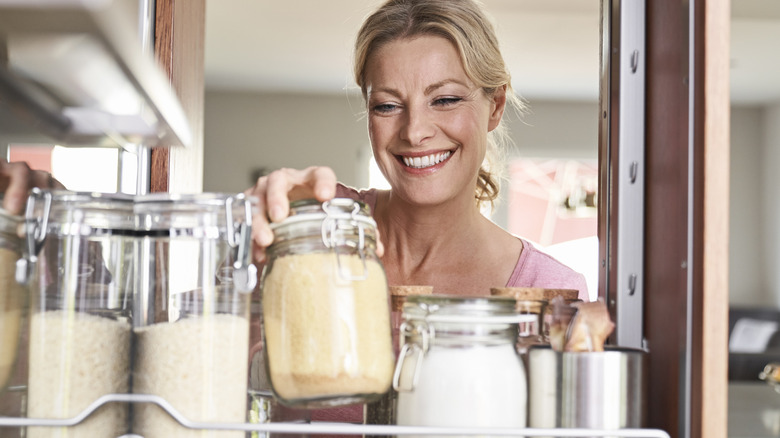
[400,106,435,146]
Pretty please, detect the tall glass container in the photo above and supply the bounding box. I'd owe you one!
[20,189,135,438]
[395,295,528,435]
[132,193,256,438]
[365,285,432,430]
[0,205,23,393]
[490,287,548,355]
[260,198,394,408]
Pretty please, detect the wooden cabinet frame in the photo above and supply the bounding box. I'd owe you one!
[600,0,729,436]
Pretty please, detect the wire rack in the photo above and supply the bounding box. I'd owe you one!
[0,393,670,438]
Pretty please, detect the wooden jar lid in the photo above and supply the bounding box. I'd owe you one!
[390,285,434,297]
[390,285,433,311]
[490,287,545,301]
[490,287,579,302]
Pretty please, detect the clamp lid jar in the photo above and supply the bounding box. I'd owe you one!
[395,294,528,431]
[131,192,255,437]
[20,189,135,437]
[0,205,24,392]
[260,198,394,408]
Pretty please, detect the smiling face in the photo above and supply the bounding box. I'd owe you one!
[363,35,506,207]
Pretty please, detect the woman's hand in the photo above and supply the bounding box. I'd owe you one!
[0,159,64,215]
[245,166,337,263]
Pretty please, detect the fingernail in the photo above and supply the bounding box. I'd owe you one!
[269,205,284,222]
[259,228,274,246]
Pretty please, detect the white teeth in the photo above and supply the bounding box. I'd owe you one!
[403,151,452,169]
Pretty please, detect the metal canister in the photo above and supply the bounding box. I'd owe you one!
[527,345,648,430]
[20,189,135,438]
[131,192,255,438]
[395,295,528,434]
[260,198,393,408]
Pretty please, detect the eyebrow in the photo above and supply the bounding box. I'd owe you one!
[424,79,469,95]
[369,79,470,99]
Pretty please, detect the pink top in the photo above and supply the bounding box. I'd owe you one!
[335,185,589,300]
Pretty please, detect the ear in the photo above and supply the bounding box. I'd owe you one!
[487,84,507,132]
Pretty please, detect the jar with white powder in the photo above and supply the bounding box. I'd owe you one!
[261,198,394,408]
[132,193,256,438]
[395,295,528,434]
[19,189,136,438]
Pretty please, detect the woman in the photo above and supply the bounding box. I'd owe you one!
[248,0,588,300]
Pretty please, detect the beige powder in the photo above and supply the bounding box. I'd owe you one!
[132,313,249,438]
[262,252,393,403]
[0,247,23,390]
[27,310,131,438]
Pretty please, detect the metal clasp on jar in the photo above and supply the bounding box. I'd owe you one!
[392,319,432,392]
[320,199,370,282]
[16,188,51,285]
[225,194,258,292]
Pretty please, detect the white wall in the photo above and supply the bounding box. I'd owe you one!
[204,91,371,193]
[203,91,599,193]
[729,104,780,308]
[203,91,776,307]
[763,103,780,308]
[729,107,767,306]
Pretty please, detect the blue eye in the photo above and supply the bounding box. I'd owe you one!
[372,103,398,114]
[433,97,462,106]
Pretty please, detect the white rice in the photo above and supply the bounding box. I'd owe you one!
[132,313,249,438]
[27,310,131,438]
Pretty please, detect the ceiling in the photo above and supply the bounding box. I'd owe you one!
[204,0,780,106]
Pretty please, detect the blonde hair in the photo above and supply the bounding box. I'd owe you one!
[354,0,524,210]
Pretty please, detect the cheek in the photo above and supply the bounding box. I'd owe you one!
[368,116,394,146]
[444,111,488,143]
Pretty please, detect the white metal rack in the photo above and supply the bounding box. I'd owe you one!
[0,393,670,438]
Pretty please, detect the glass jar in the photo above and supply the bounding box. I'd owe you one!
[541,289,580,343]
[19,189,135,438]
[0,205,23,393]
[490,287,548,355]
[260,198,393,408]
[395,295,528,433]
[365,285,433,431]
[132,193,255,438]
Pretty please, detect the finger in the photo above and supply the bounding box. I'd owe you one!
[252,242,267,265]
[2,162,34,215]
[246,177,275,248]
[375,229,385,258]
[264,169,297,222]
[309,166,338,201]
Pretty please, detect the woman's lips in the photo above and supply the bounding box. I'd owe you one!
[400,150,453,169]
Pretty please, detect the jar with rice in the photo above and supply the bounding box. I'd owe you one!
[0,203,24,394]
[260,198,394,408]
[132,193,256,438]
[18,189,135,438]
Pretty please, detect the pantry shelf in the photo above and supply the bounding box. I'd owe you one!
[0,0,191,149]
[0,392,670,438]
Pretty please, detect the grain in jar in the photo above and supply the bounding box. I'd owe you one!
[0,206,23,392]
[132,312,249,438]
[132,193,256,437]
[27,310,131,438]
[261,198,394,408]
[20,190,135,438]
